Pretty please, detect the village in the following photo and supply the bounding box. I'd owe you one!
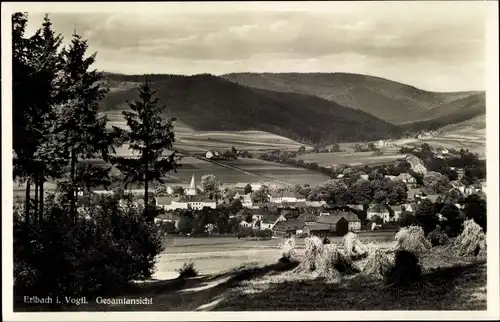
[141,146,486,239]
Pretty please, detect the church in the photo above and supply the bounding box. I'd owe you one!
[156,174,217,211]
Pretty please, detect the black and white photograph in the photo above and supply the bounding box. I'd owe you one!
[2,1,499,320]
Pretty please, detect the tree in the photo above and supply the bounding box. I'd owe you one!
[230,198,243,213]
[201,174,221,201]
[423,171,450,194]
[244,183,253,195]
[231,146,238,156]
[12,13,67,222]
[251,186,270,204]
[113,80,177,220]
[386,180,408,205]
[414,199,439,234]
[464,194,486,232]
[52,31,119,222]
[351,179,372,204]
[399,211,417,227]
[244,213,253,223]
[172,186,185,195]
[298,146,306,154]
[371,215,384,225]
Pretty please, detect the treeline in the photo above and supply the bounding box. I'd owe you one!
[12,13,176,307]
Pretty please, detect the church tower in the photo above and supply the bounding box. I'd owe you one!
[186,174,197,196]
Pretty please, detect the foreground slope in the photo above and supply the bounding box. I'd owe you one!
[222,72,483,125]
[100,73,401,144]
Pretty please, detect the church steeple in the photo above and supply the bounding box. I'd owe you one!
[186,174,197,196]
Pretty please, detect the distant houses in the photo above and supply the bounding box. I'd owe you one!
[366,204,390,222]
[269,191,306,204]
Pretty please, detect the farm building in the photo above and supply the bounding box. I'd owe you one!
[303,223,332,237]
[272,219,305,237]
[367,204,391,222]
[316,211,362,235]
[360,174,369,180]
[259,214,286,230]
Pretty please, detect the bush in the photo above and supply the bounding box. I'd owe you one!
[427,225,450,246]
[13,196,165,299]
[177,261,198,278]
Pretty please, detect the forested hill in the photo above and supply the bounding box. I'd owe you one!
[100,73,402,144]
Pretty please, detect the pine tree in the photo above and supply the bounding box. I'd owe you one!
[113,80,178,220]
[55,31,113,222]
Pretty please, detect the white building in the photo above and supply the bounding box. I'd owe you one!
[156,196,217,211]
[269,191,306,204]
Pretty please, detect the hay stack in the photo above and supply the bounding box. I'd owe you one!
[393,225,432,255]
[293,236,356,278]
[457,219,487,257]
[279,237,297,262]
[362,247,394,279]
[342,232,368,258]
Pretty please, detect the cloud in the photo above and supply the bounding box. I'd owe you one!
[22,2,488,91]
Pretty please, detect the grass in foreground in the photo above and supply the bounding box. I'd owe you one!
[18,245,485,312]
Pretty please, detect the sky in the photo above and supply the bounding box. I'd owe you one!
[18,1,490,92]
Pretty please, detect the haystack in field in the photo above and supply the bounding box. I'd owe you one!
[457,219,487,257]
[342,232,368,258]
[279,237,297,262]
[393,225,432,255]
[362,247,394,279]
[293,236,355,278]
[385,250,422,287]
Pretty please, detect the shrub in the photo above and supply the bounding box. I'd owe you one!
[177,261,198,278]
[457,219,486,257]
[13,196,165,299]
[427,225,450,246]
[384,250,422,287]
[393,225,432,255]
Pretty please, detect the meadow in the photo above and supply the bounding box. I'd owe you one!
[294,151,407,167]
[57,231,486,312]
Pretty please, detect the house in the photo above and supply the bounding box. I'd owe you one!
[346,204,364,211]
[385,175,397,181]
[401,203,415,212]
[360,174,369,181]
[156,195,217,211]
[273,219,305,237]
[415,192,440,203]
[240,193,254,208]
[389,205,404,221]
[299,213,319,226]
[205,150,221,159]
[450,167,465,180]
[154,213,181,228]
[306,201,327,208]
[397,173,416,185]
[367,204,391,222]
[269,191,306,204]
[259,214,286,230]
[438,148,449,155]
[317,211,362,233]
[336,174,345,179]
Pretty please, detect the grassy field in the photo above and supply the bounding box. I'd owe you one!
[295,151,407,167]
[30,232,486,312]
[107,112,308,155]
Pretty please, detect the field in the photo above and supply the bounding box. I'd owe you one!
[38,232,486,312]
[107,112,308,155]
[295,151,407,167]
